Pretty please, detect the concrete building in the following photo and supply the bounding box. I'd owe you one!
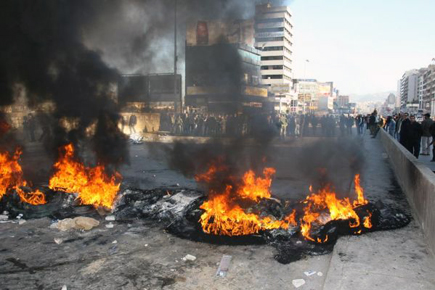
[255,4,293,89]
[418,70,426,110]
[400,69,420,112]
[396,80,401,110]
[292,79,317,114]
[118,74,182,111]
[423,65,435,115]
[338,95,350,108]
[184,20,270,113]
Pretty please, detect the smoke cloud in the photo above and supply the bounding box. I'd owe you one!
[0,0,127,167]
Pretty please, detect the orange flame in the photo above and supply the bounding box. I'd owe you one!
[363,211,373,229]
[197,164,372,242]
[198,167,296,236]
[49,144,121,209]
[0,119,11,136]
[353,174,368,207]
[0,149,46,205]
[300,174,370,242]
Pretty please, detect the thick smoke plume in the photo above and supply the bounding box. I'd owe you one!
[83,0,294,75]
[1,0,128,167]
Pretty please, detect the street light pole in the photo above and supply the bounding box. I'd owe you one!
[174,0,180,113]
[304,59,309,79]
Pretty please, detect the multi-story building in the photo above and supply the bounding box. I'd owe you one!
[423,65,435,115]
[338,95,350,108]
[400,69,420,112]
[255,4,293,90]
[292,79,317,114]
[184,20,269,113]
[418,68,427,110]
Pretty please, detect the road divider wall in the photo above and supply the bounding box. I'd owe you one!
[380,129,435,255]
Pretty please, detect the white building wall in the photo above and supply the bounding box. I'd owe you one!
[255,4,293,89]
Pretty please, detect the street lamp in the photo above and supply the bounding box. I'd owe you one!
[174,0,181,113]
[304,59,309,79]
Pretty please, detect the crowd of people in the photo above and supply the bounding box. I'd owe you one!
[21,108,435,162]
[366,110,435,160]
[159,111,363,138]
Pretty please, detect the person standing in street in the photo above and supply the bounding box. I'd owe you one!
[399,113,411,151]
[409,115,423,158]
[386,116,396,137]
[129,114,137,134]
[421,113,433,156]
[428,121,435,161]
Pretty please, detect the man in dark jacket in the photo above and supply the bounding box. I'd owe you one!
[409,115,423,158]
[399,113,411,151]
[421,113,433,155]
[428,121,435,161]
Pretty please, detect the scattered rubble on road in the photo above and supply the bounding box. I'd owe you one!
[216,255,232,277]
[182,254,196,262]
[53,217,100,231]
[292,278,306,288]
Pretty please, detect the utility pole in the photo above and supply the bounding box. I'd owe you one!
[174,0,180,113]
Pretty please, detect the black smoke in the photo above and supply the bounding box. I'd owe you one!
[0,0,128,167]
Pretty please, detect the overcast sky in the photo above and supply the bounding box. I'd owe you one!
[290,0,435,96]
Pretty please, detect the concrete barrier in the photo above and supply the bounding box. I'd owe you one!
[380,129,435,255]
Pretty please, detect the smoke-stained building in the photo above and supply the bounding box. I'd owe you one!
[118,74,182,111]
[185,20,269,113]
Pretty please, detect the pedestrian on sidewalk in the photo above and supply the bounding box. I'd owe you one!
[399,113,411,150]
[427,121,435,162]
[421,113,433,155]
[408,115,423,158]
[386,116,396,137]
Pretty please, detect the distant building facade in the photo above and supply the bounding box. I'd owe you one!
[400,68,426,113]
[423,65,435,115]
[118,74,182,111]
[184,20,270,113]
[255,4,293,88]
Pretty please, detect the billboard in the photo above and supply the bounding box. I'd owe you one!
[187,20,255,47]
[271,83,291,94]
[118,74,181,103]
[148,74,182,102]
[317,82,333,97]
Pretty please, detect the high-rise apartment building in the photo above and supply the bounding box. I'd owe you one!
[423,65,435,114]
[254,4,293,90]
[400,69,419,111]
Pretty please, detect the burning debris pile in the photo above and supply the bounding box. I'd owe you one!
[0,148,46,206]
[0,143,411,264]
[49,144,122,209]
[110,160,409,264]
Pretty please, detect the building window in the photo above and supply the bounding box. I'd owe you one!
[256,37,284,42]
[261,46,284,51]
[262,75,283,79]
[261,56,283,61]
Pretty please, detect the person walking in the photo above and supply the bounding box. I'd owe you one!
[129,114,137,134]
[279,113,288,139]
[26,113,36,142]
[421,113,433,156]
[369,112,376,135]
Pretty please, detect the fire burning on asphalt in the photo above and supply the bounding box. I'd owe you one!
[0,148,46,205]
[197,166,296,236]
[49,143,122,209]
[196,164,373,243]
[300,174,372,243]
